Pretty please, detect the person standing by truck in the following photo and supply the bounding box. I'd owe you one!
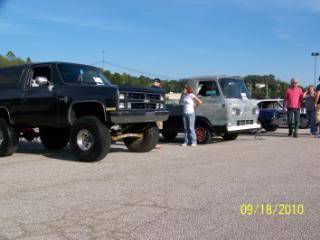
[315,76,320,135]
[303,85,317,135]
[180,85,202,146]
[283,79,304,138]
[151,78,163,149]
[152,78,161,88]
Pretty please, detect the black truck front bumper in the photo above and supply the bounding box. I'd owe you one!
[110,110,170,124]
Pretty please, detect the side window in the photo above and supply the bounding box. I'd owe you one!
[266,102,273,109]
[197,81,220,97]
[273,102,282,110]
[261,102,269,109]
[30,66,52,88]
[0,67,24,88]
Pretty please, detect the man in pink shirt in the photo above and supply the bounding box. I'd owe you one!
[283,79,304,137]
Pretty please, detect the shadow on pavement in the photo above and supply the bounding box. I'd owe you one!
[16,141,131,162]
[159,136,224,145]
[259,132,312,138]
[243,129,314,138]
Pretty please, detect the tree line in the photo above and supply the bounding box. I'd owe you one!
[0,51,290,99]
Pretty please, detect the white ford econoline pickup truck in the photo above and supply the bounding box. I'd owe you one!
[163,76,260,144]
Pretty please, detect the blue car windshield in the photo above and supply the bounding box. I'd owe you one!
[58,63,112,86]
[219,78,251,99]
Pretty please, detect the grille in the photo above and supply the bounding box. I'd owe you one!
[237,120,254,126]
[119,91,163,110]
[131,103,157,110]
[127,92,161,100]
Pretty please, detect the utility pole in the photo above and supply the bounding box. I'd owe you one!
[311,52,319,87]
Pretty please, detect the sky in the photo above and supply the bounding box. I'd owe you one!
[0,0,320,85]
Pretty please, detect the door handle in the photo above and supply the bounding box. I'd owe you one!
[58,96,69,103]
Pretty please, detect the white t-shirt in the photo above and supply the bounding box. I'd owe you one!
[181,93,196,114]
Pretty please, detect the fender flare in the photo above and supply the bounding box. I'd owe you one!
[195,116,213,129]
[0,106,13,124]
[67,100,107,125]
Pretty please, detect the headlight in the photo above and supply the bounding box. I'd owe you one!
[118,102,125,109]
[119,93,125,100]
[127,102,131,109]
[231,108,241,115]
[252,107,260,115]
[160,95,164,101]
[160,103,164,109]
[156,103,160,109]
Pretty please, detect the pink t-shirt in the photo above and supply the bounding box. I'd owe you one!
[284,86,303,109]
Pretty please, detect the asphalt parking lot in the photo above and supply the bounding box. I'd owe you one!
[0,129,319,240]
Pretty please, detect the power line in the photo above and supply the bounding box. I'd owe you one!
[90,59,173,80]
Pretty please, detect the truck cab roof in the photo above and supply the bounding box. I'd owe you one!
[182,76,242,81]
[0,62,100,70]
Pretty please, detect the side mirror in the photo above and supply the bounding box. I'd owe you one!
[35,76,49,86]
[48,83,54,92]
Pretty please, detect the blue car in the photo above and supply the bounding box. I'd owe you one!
[257,99,309,132]
[257,99,286,132]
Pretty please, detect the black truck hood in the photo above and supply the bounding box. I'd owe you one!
[118,85,165,94]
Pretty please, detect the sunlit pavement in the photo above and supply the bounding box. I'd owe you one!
[0,129,319,240]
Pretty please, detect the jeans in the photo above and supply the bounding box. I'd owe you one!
[183,113,197,144]
[307,110,317,134]
[287,108,300,133]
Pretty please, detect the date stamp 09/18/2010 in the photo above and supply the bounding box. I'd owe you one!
[240,204,304,216]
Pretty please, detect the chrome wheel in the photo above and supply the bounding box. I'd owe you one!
[76,129,94,151]
[0,130,4,146]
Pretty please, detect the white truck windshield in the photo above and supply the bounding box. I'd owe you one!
[219,78,251,99]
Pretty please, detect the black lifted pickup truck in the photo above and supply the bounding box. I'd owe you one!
[0,62,169,161]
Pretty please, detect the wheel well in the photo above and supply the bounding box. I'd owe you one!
[69,102,106,124]
[195,117,212,129]
[0,108,12,124]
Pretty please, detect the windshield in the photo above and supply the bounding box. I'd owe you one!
[58,63,112,86]
[218,78,251,99]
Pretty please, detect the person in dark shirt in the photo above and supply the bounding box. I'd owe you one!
[151,78,162,149]
[316,76,320,92]
[303,85,317,135]
[315,76,320,134]
[152,78,161,88]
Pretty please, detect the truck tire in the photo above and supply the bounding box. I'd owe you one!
[124,125,159,152]
[223,133,239,141]
[195,123,212,144]
[0,119,19,157]
[70,116,111,162]
[161,129,177,140]
[40,127,70,150]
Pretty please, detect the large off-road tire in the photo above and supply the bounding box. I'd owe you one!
[222,133,239,141]
[40,127,70,150]
[161,129,177,140]
[70,116,111,162]
[124,125,159,152]
[195,123,212,144]
[0,119,19,157]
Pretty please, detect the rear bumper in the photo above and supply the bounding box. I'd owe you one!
[111,110,170,124]
[227,123,261,132]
